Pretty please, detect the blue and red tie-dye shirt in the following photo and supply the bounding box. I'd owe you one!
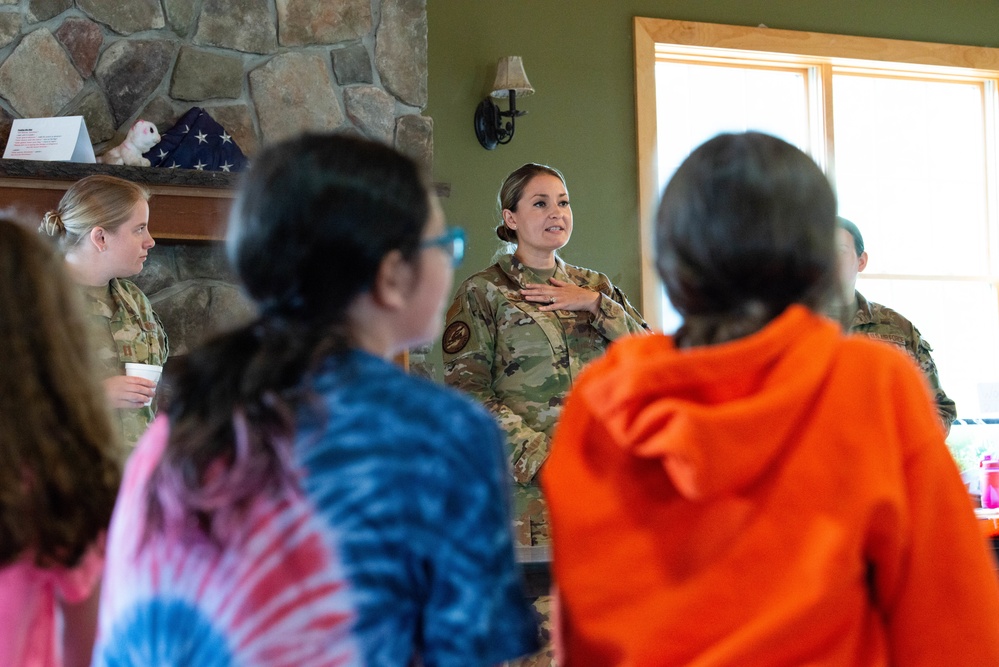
[93,351,539,666]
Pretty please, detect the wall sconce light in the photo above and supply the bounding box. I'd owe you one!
[474,56,534,150]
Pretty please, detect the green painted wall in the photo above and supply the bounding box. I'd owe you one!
[427,0,999,307]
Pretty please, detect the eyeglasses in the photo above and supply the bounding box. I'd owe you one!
[419,227,466,268]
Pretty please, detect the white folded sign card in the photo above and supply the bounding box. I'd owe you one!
[3,116,95,163]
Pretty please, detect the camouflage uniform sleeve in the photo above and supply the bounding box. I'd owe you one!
[589,279,650,341]
[116,279,169,366]
[912,331,957,430]
[442,283,550,486]
[155,308,169,363]
[113,280,170,446]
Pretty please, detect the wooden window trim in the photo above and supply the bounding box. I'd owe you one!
[634,17,999,324]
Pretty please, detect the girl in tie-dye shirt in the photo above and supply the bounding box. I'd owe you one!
[93,134,538,666]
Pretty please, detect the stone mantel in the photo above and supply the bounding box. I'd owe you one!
[0,159,238,241]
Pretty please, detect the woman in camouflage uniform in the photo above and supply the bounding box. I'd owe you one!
[40,175,168,447]
[444,164,647,666]
[443,163,648,546]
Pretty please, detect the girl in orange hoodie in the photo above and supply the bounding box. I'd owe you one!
[543,131,999,666]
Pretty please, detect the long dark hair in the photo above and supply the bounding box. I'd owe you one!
[0,217,121,567]
[147,133,431,541]
[657,132,838,347]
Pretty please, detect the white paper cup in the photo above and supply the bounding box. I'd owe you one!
[124,363,162,406]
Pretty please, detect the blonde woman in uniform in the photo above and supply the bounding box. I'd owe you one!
[40,175,168,447]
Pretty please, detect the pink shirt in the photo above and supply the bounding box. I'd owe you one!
[0,547,102,667]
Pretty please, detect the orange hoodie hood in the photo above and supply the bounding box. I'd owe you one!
[575,305,841,501]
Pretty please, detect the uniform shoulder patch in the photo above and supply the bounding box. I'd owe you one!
[442,321,471,355]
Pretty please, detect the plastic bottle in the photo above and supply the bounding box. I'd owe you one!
[981,455,999,509]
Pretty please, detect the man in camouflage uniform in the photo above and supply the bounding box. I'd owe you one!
[837,217,956,433]
[83,276,169,447]
[443,253,648,546]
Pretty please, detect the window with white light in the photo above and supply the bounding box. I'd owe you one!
[634,19,999,470]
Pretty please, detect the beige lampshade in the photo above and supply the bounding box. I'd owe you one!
[489,56,534,99]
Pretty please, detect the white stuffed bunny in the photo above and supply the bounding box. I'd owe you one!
[98,120,160,167]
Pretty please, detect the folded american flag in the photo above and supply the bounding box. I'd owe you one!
[144,107,248,172]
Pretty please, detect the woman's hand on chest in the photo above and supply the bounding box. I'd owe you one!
[520,278,600,315]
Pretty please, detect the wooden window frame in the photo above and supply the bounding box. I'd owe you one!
[634,17,999,324]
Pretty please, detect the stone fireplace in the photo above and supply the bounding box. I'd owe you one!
[0,0,431,167]
[0,160,442,376]
[0,0,434,369]
[136,240,253,357]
